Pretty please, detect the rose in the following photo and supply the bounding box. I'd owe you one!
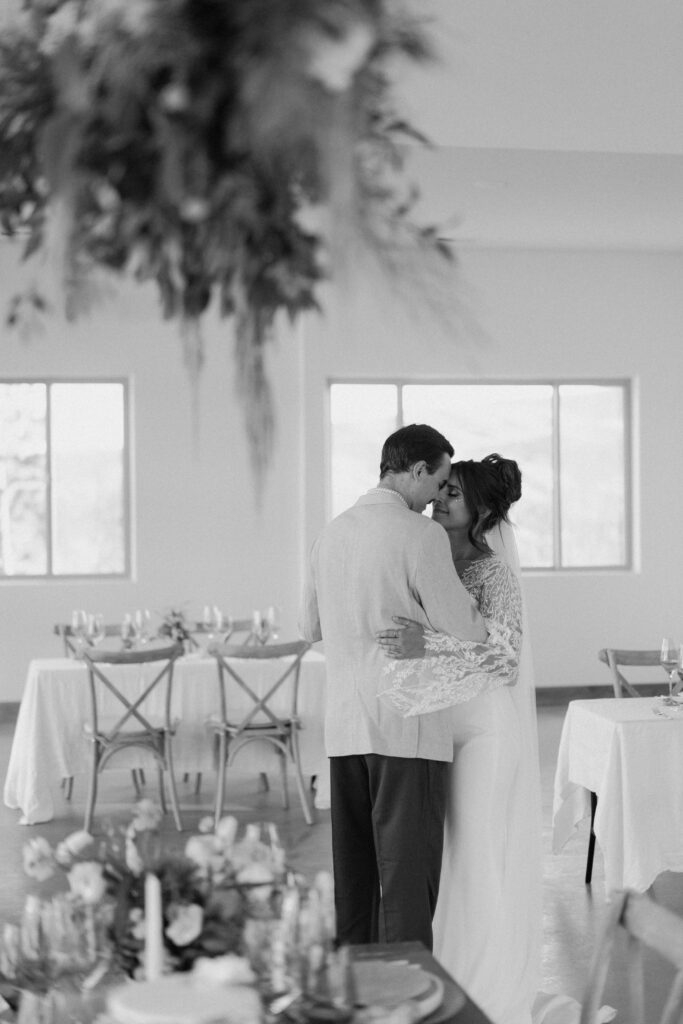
[67,861,107,904]
[54,829,94,866]
[130,799,163,833]
[23,837,55,881]
[236,862,275,905]
[165,903,203,947]
[191,953,255,987]
[214,816,238,847]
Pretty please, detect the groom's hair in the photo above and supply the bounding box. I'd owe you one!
[379,424,454,477]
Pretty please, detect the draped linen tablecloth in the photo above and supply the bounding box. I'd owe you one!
[4,650,328,825]
[552,697,683,892]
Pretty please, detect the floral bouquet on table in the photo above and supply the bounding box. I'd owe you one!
[0,800,318,1019]
[157,608,193,648]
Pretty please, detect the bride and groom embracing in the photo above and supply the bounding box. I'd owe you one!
[299,423,541,1024]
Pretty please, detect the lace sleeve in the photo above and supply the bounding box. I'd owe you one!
[378,559,522,718]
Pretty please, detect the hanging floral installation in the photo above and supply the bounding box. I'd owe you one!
[0,0,450,481]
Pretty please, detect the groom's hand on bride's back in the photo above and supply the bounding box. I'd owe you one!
[376,616,426,658]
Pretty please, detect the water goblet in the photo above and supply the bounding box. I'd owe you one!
[121,613,136,650]
[135,609,152,645]
[71,610,88,654]
[266,605,281,642]
[660,637,680,705]
[89,613,105,647]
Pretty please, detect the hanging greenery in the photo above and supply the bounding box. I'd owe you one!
[0,0,450,484]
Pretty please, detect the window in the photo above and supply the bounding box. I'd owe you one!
[0,380,130,578]
[329,381,631,570]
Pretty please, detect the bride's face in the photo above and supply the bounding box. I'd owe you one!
[432,472,471,530]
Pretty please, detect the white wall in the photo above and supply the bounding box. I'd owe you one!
[2,232,683,699]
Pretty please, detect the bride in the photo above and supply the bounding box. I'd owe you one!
[377,453,542,1024]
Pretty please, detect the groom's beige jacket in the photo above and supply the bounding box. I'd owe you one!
[299,488,487,761]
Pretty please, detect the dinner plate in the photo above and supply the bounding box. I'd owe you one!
[352,962,447,1022]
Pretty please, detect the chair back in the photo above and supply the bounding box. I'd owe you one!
[598,648,662,698]
[580,890,683,1024]
[210,639,311,733]
[81,642,183,752]
[188,617,260,650]
[54,623,121,657]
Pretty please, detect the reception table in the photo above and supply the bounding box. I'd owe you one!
[552,697,683,891]
[4,650,328,825]
[352,943,493,1024]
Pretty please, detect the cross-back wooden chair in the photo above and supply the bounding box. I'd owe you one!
[598,648,662,698]
[585,649,663,883]
[580,890,683,1024]
[187,617,259,651]
[54,622,122,657]
[80,642,184,833]
[208,639,313,827]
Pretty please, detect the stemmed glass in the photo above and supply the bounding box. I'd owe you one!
[88,613,105,647]
[266,605,281,642]
[660,637,680,705]
[135,609,152,645]
[121,612,137,650]
[71,610,88,652]
[252,609,270,645]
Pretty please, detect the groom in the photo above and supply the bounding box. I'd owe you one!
[299,423,487,950]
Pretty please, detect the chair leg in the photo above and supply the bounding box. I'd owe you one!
[258,772,270,792]
[290,729,313,826]
[62,776,74,801]
[585,790,598,884]
[131,769,142,798]
[84,749,99,834]
[157,766,168,814]
[214,732,228,830]
[278,750,290,810]
[194,772,202,796]
[164,738,183,832]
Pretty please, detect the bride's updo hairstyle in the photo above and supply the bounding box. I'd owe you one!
[452,453,522,554]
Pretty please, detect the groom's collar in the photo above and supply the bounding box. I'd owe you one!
[359,487,411,510]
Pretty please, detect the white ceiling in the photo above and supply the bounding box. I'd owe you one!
[398,0,683,249]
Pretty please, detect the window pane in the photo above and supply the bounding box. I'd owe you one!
[560,385,626,567]
[330,384,397,517]
[403,385,554,567]
[0,383,47,576]
[51,383,126,575]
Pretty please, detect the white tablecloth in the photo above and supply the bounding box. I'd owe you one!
[4,651,329,825]
[552,697,683,892]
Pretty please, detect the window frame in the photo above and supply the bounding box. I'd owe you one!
[328,377,633,573]
[0,376,132,581]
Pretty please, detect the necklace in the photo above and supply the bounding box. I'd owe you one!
[368,486,410,509]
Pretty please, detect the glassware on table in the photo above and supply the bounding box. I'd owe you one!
[88,613,105,647]
[135,609,152,645]
[71,609,88,651]
[121,612,137,649]
[253,609,270,645]
[660,637,680,705]
[266,605,281,642]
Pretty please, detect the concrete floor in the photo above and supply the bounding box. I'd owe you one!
[0,706,681,1021]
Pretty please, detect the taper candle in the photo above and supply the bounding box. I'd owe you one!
[144,872,163,981]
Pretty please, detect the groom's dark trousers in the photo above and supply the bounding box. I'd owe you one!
[330,753,449,950]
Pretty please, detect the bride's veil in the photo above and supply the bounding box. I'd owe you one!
[487,521,543,1015]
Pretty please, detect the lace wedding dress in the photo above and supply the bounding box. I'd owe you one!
[379,525,542,1024]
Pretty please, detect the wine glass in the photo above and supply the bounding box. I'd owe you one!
[71,610,88,654]
[121,612,136,649]
[266,605,281,641]
[660,637,680,705]
[135,609,152,645]
[252,609,270,645]
[89,613,105,647]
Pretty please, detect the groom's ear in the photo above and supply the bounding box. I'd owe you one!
[412,460,428,479]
